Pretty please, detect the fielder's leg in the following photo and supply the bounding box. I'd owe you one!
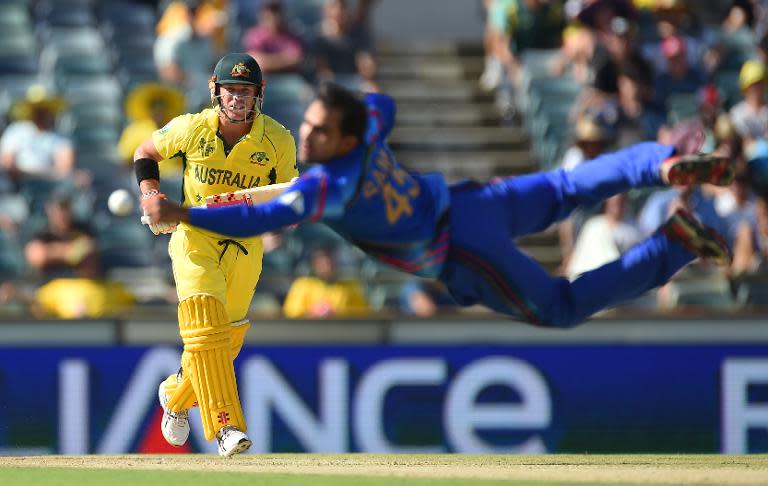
[443,189,728,327]
[486,142,731,237]
[444,230,695,327]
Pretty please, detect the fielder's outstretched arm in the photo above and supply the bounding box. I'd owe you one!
[145,169,344,237]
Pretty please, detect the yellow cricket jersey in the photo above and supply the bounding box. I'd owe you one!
[152,108,298,242]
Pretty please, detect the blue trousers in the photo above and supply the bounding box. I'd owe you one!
[440,142,695,327]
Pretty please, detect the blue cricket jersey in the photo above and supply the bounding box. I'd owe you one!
[189,93,451,278]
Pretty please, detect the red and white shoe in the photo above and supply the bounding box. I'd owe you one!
[660,208,732,265]
[660,153,734,187]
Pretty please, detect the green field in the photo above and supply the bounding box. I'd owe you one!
[1,454,767,486]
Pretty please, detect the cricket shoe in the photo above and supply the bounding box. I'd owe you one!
[158,382,190,447]
[660,153,734,187]
[660,208,732,265]
[216,425,252,457]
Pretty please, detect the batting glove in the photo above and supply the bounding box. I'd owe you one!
[141,190,177,235]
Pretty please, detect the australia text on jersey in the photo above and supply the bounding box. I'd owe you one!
[193,163,263,189]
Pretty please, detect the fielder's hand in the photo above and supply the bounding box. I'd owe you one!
[140,191,178,235]
[141,192,189,233]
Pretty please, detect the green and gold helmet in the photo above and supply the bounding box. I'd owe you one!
[213,53,263,87]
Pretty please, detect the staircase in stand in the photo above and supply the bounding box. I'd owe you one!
[377,41,562,272]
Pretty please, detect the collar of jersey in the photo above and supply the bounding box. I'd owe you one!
[204,109,266,143]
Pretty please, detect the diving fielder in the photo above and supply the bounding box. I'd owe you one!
[133,53,297,456]
[143,83,733,329]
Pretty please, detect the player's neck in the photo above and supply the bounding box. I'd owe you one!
[218,117,252,145]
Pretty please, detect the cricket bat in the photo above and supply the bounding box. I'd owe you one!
[204,178,297,207]
[140,178,298,225]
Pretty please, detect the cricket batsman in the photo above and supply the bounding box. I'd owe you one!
[133,53,298,456]
[143,83,734,330]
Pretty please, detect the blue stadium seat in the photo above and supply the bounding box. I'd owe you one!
[734,272,768,306]
[98,218,154,269]
[0,56,38,75]
[40,26,105,53]
[0,4,31,30]
[0,230,26,278]
[52,53,114,86]
[99,1,155,29]
[0,34,36,58]
[62,75,122,105]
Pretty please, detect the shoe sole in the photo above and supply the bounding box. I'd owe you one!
[664,211,731,265]
[666,155,734,187]
[158,384,189,447]
[220,438,252,457]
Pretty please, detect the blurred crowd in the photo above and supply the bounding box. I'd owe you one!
[479,0,768,310]
[0,0,388,319]
[3,0,768,320]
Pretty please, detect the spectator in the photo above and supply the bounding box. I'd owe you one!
[549,22,596,85]
[730,59,768,141]
[717,167,756,244]
[481,0,566,88]
[562,115,612,170]
[570,56,621,137]
[714,0,758,72]
[695,84,725,152]
[614,55,666,147]
[22,194,135,318]
[312,0,378,91]
[0,85,80,189]
[567,193,642,278]
[242,1,304,74]
[155,0,218,110]
[509,0,567,61]
[117,82,186,178]
[24,194,98,280]
[283,245,370,318]
[558,115,612,273]
[638,185,728,241]
[654,35,706,107]
[731,194,768,276]
[399,280,458,317]
[479,0,516,91]
[713,112,744,159]
[641,0,710,74]
[34,277,136,319]
[577,0,637,66]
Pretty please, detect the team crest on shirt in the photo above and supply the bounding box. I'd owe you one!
[198,137,215,156]
[250,151,269,165]
[231,63,251,78]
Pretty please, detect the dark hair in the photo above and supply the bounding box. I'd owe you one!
[315,82,368,143]
[618,53,653,88]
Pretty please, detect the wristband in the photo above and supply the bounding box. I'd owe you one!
[134,157,160,184]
